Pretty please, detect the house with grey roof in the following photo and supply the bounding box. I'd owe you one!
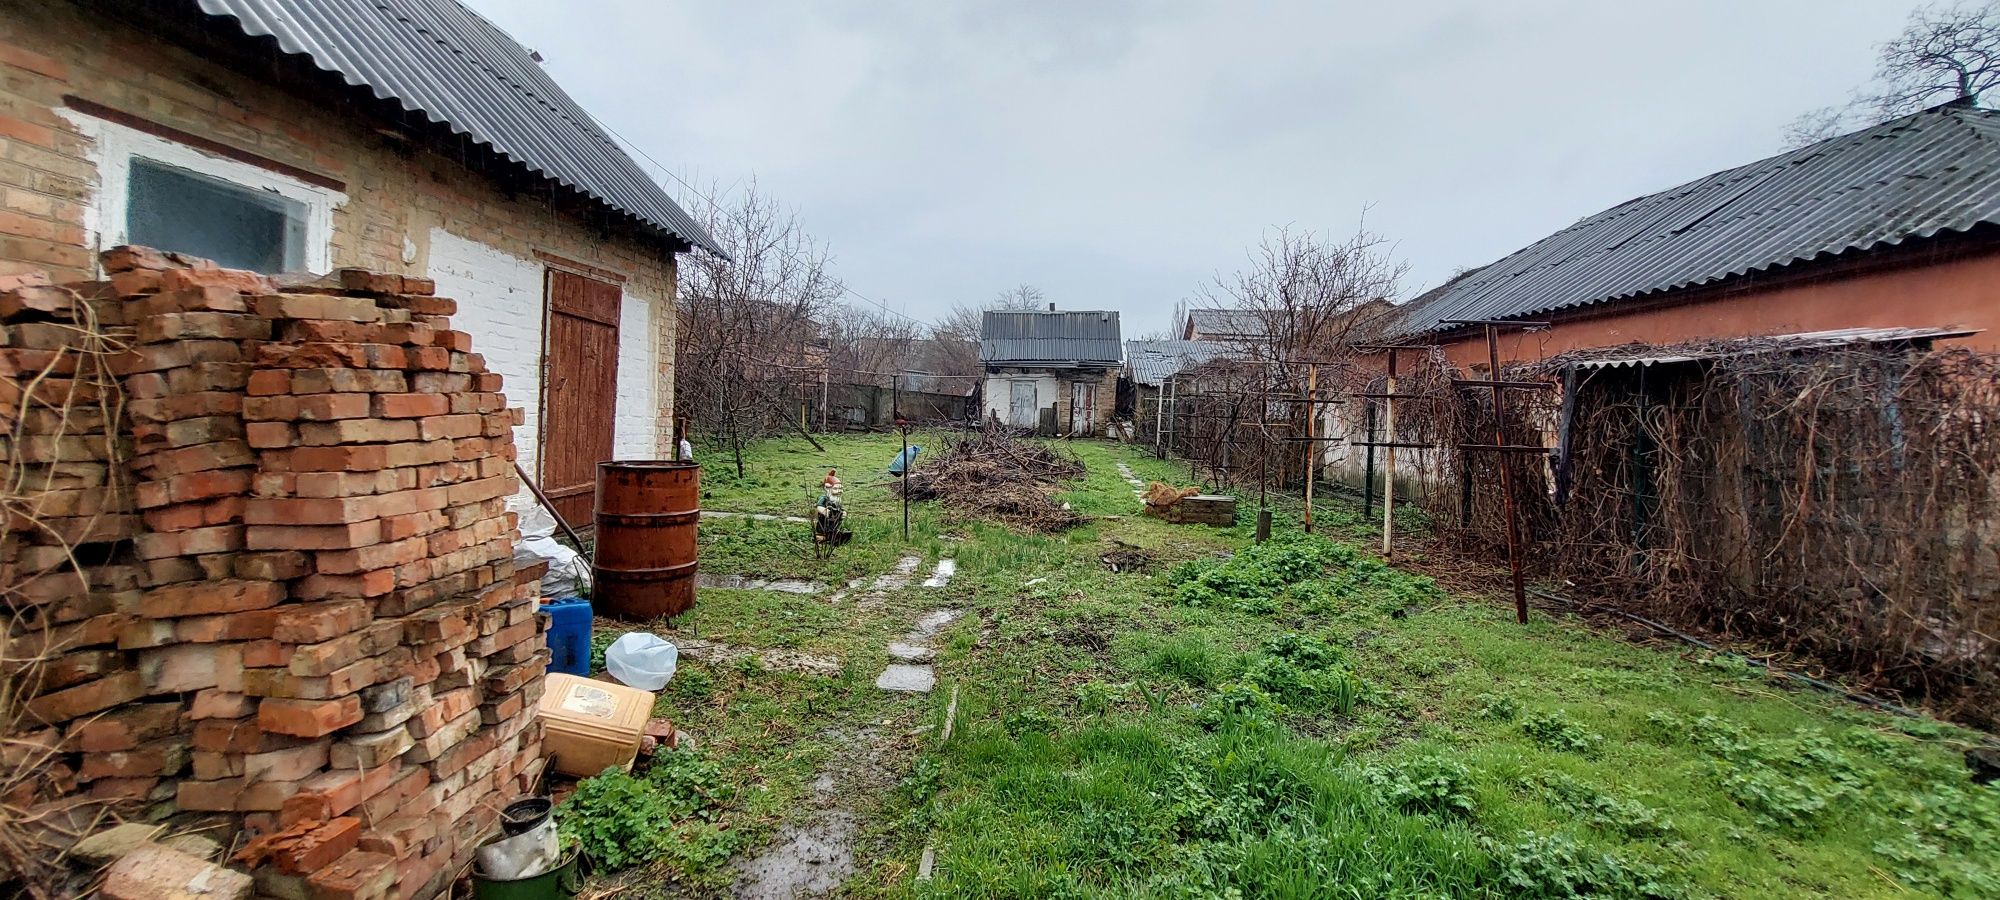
[979,308,1121,434]
[1122,338,1243,444]
[0,0,715,523]
[1182,307,1269,343]
[1390,99,2000,367]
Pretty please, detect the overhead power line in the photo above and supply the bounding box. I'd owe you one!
[584,113,937,330]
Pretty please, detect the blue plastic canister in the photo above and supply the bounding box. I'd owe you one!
[541,598,593,676]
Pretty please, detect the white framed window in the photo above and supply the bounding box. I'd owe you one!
[60,111,344,274]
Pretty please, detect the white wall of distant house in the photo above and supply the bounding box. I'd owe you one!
[982,372,1060,426]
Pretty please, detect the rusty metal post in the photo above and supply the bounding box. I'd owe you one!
[896,374,910,542]
[1484,325,1529,624]
[1362,401,1377,519]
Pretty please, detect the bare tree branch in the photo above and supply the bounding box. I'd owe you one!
[1783,2,2000,146]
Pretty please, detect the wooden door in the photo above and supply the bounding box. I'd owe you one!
[1070,381,1096,435]
[541,269,622,527]
[1009,381,1037,427]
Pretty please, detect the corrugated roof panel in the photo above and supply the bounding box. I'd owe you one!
[1123,339,1242,386]
[1555,327,1978,370]
[980,310,1122,365]
[193,0,722,255]
[1391,104,2000,336]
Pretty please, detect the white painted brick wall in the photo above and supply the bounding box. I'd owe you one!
[613,289,661,459]
[428,227,669,479]
[427,228,547,478]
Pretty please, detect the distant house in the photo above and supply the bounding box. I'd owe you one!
[1389,100,2000,364]
[980,308,1122,434]
[0,0,722,524]
[1122,339,1242,443]
[1183,308,1269,343]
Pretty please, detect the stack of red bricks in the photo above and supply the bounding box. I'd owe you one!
[2,265,142,810]
[1,248,550,900]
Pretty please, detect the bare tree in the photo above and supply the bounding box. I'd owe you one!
[1195,222,1406,363]
[674,180,844,474]
[928,284,1051,377]
[1784,2,2000,147]
[994,283,1046,310]
[1873,1,2000,112]
[823,304,922,382]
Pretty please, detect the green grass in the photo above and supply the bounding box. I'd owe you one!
[589,433,1996,899]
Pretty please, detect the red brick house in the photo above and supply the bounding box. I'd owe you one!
[0,0,721,523]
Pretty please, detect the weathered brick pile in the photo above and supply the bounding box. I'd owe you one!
[1,248,549,899]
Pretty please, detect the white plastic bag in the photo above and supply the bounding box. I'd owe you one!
[516,535,590,598]
[604,633,678,690]
[508,492,591,598]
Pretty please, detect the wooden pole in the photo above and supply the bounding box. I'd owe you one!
[513,461,586,550]
[819,367,828,432]
[1381,351,1399,560]
[1303,363,1317,533]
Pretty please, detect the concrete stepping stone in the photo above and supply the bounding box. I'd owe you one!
[909,609,963,640]
[870,555,923,591]
[875,664,936,693]
[920,558,956,588]
[887,641,935,662]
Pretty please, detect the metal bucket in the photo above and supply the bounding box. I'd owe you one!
[592,461,699,620]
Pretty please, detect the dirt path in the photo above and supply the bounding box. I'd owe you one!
[728,555,959,898]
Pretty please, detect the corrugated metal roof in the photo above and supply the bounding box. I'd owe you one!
[1124,339,1242,386]
[979,310,1122,366]
[194,0,722,255]
[1391,102,2000,337]
[1546,327,1978,371]
[1186,308,1268,339]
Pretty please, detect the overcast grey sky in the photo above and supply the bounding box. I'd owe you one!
[464,0,1919,336]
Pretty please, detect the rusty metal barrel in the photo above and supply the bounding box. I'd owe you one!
[592,461,699,620]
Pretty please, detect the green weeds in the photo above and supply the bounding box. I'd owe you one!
[640,435,1996,899]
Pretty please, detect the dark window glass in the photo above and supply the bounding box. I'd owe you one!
[127,158,305,273]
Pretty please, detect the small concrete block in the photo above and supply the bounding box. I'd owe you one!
[875,664,936,694]
[101,843,251,900]
[886,642,935,663]
[70,822,165,866]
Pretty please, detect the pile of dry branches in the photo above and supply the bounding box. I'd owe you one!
[896,423,1085,531]
[1549,345,1999,725]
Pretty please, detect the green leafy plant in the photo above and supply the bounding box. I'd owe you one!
[1367,756,1478,818]
[648,748,733,820]
[1478,692,1521,722]
[556,769,678,871]
[1483,831,1681,899]
[1521,711,1604,757]
[1005,707,1059,735]
[1721,769,1842,832]
[555,749,735,872]
[1523,772,1673,837]
[1199,681,1284,729]
[1075,679,1133,715]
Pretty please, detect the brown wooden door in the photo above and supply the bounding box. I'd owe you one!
[541,269,622,527]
